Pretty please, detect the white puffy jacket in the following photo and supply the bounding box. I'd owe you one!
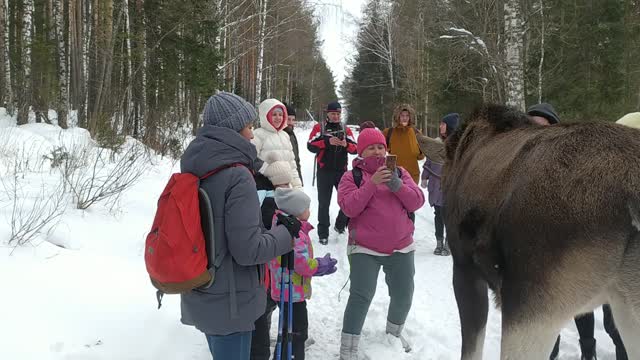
[252,99,303,189]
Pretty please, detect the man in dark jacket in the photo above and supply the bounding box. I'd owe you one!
[527,103,627,360]
[283,103,303,184]
[307,101,357,245]
[180,91,299,360]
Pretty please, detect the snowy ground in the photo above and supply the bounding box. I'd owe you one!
[0,109,619,359]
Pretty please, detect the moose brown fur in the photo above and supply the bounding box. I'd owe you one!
[442,104,640,359]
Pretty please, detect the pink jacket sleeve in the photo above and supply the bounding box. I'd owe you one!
[337,171,378,218]
[293,235,318,277]
[393,168,426,212]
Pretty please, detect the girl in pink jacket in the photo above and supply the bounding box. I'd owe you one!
[336,128,425,359]
[268,188,338,360]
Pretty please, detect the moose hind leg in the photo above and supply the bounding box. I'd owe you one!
[606,297,639,359]
[454,263,489,360]
[499,278,567,360]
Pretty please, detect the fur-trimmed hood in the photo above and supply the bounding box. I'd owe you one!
[392,103,417,127]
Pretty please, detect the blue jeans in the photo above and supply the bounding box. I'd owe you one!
[206,331,253,360]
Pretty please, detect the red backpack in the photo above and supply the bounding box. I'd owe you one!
[144,164,244,308]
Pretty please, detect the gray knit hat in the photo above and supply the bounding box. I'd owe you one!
[203,91,257,132]
[274,188,311,217]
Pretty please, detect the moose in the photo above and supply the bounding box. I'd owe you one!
[442,105,640,359]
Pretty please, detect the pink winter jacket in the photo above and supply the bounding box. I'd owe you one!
[338,157,425,254]
[268,213,317,302]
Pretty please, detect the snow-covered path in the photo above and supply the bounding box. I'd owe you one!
[0,118,618,359]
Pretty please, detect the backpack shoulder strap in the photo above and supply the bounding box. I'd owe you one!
[200,163,247,181]
[353,167,400,188]
[385,128,393,149]
[352,167,363,188]
[198,188,227,270]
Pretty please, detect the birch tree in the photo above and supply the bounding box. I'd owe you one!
[1,0,12,114]
[69,0,86,127]
[504,0,526,111]
[53,0,68,128]
[121,0,132,133]
[17,0,34,125]
[254,0,269,107]
[358,0,396,93]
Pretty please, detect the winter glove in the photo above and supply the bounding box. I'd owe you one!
[313,253,338,276]
[276,213,302,239]
[386,169,402,193]
[420,179,428,189]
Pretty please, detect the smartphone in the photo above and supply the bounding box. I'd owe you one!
[385,155,397,171]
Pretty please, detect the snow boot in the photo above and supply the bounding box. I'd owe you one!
[339,332,360,360]
[579,338,597,360]
[441,239,451,256]
[385,321,412,353]
[615,345,628,360]
[305,337,316,349]
[334,226,346,235]
[319,238,328,245]
[433,238,444,255]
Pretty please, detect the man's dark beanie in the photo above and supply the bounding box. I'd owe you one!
[527,103,560,124]
[284,103,296,117]
[327,101,342,112]
[442,113,460,137]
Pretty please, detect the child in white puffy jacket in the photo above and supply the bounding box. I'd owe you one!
[252,99,303,189]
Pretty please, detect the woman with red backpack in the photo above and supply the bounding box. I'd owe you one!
[179,92,300,360]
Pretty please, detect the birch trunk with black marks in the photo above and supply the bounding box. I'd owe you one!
[504,0,526,111]
[17,0,34,125]
[53,0,68,128]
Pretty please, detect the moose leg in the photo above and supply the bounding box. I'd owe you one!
[500,317,561,360]
[608,292,640,358]
[453,262,488,360]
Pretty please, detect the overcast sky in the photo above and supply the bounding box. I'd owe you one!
[314,0,367,97]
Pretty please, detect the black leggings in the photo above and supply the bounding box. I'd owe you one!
[550,305,627,359]
[434,205,444,240]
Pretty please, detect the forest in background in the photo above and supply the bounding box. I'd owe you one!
[0,0,338,154]
[342,0,640,135]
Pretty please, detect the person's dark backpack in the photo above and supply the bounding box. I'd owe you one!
[144,163,245,308]
[351,167,416,223]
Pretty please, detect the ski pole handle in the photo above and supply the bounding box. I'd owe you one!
[281,250,294,270]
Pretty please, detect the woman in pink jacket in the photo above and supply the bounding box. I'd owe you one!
[336,128,425,360]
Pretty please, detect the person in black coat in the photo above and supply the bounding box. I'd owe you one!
[283,103,303,184]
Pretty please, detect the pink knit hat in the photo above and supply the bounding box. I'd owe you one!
[357,128,387,156]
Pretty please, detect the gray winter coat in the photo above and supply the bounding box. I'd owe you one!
[179,125,293,336]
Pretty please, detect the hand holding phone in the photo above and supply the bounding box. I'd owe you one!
[385,155,397,172]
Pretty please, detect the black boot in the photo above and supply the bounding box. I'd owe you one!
[433,238,443,255]
[579,338,597,360]
[441,239,451,256]
[615,345,628,360]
